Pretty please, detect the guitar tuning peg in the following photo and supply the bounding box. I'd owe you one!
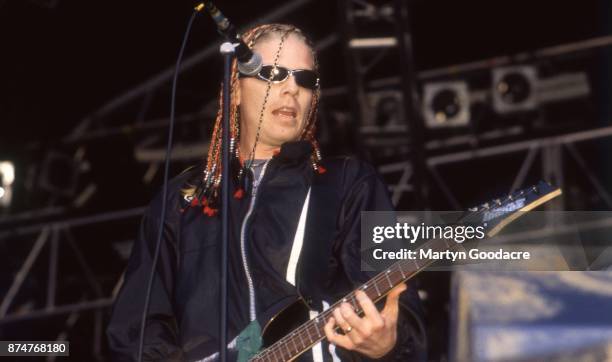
[508,195,514,200]
[495,199,502,205]
[468,207,478,212]
[483,202,490,209]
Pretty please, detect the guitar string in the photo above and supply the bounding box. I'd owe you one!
[257,229,467,361]
[255,251,434,361]
[256,235,480,358]
[257,235,476,360]
[256,257,428,361]
[256,188,536,361]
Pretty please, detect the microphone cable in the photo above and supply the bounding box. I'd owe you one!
[137,6,204,362]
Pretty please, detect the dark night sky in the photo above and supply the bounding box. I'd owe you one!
[0,0,606,155]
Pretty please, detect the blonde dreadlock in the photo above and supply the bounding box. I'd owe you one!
[184,24,323,213]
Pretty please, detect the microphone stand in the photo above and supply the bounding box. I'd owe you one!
[219,41,234,362]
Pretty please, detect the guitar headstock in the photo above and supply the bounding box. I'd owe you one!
[460,181,562,236]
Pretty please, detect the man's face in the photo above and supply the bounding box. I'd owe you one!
[237,33,315,150]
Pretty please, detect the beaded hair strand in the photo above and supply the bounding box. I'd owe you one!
[186,24,322,214]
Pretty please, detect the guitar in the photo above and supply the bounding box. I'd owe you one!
[235,181,562,362]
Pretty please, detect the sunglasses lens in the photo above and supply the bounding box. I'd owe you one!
[259,66,289,82]
[256,66,319,89]
[294,70,319,89]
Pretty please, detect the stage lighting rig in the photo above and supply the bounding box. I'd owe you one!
[492,65,538,114]
[357,91,410,158]
[422,81,470,128]
[0,161,15,208]
[365,91,405,129]
[39,152,80,197]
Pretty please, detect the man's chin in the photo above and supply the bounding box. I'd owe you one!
[267,131,300,146]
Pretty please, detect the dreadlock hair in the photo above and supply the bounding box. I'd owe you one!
[183,24,323,215]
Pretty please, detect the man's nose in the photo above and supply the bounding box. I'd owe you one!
[281,73,300,95]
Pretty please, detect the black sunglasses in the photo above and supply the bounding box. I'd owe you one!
[242,65,320,90]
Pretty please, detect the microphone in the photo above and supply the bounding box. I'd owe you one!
[197,1,262,76]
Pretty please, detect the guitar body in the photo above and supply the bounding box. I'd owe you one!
[261,298,311,350]
[236,296,312,362]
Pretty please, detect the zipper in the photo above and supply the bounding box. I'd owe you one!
[239,160,271,321]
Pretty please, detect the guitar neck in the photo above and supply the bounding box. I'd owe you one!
[252,238,456,361]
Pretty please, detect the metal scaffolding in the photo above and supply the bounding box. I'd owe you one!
[336,0,427,208]
[0,207,143,360]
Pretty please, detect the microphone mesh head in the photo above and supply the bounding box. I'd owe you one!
[237,52,263,76]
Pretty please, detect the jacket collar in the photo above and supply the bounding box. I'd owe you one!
[274,140,313,164]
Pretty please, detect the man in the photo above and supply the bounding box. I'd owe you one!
[107,24,425,361]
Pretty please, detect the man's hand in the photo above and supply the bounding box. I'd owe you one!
[323,283,407,359]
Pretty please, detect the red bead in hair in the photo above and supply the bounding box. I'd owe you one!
[317,166,327,174]
[234,188,245,199]
[203,205,218,217]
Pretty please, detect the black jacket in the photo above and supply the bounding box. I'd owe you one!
[106,141,426,361]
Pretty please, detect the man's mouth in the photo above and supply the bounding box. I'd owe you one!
[272,107,297,119]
